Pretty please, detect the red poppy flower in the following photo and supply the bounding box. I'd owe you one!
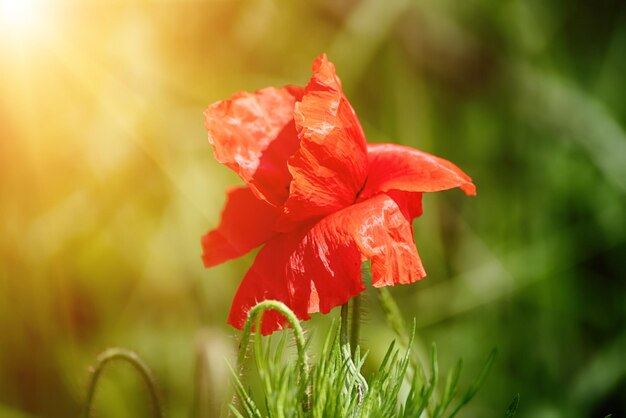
[202,54,475,335]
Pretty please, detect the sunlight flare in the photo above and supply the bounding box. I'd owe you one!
[1,0,47,40]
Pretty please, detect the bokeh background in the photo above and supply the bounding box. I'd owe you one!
[1,0,625,417]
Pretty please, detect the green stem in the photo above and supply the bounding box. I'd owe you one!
[349,294,361,357]
[377,287,424,374]
[232,301,310,415]
[377,287,437,398]
[340,302,368,402]
[377,287,408,344]
[82,348,163,418]
[236,300,308,383]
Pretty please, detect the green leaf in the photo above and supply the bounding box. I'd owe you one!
[447,348,497,418]
[433,358,463,418]
[227,362,262,418]
[504,393,520,418]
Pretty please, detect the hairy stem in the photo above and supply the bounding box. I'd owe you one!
[237,300,308,383]
[82,348,163,418]
[232,300,310,418]
[349,294,361,357]
[377,287,408,344]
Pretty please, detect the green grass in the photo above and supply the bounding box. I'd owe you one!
[228,301,501,418]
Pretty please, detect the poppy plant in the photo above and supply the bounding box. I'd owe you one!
[202,54,475,335]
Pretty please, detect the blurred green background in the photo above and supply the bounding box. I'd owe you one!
[1,0,625,417]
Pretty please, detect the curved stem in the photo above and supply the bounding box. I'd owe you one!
[340,302,368,403]
[82,348,163,418]
[236,300,309,386]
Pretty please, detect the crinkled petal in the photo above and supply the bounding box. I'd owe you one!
[204,86,303,206]
[360,143,476,200]
[228,192,425,335]
[202,187,281,268]
[291,192,425,312]
[368,191,425,287]
[278,54,368,227]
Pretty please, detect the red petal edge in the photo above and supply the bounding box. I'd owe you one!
[227,230,307,335]
[202,187,281,268]
[204,86,304,206]
[276,54,368,228]
[360,143,476,200]
[227,191,425,335]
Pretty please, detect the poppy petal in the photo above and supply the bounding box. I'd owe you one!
[368,191,425,287]
[227,230,307,335]
[278,54,368,226]
[204,86,304,206]
[360,143,476,200]
[228,192,425,335]
[201,187,281,268]
[291,192,425,314]
[384,189,424,223]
